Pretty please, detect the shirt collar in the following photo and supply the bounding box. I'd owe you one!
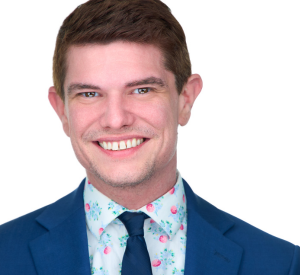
[83,172,186,241]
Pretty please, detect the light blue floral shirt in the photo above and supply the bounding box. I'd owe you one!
[84,173,187,275]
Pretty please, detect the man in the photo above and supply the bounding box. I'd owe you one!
[0,0,299,274]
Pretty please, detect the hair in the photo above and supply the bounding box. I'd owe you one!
[53,0,191,100]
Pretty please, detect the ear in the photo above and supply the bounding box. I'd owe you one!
[178,74,203,126]
[48,86,70,137]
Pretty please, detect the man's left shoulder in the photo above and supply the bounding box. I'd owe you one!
[198,194,300,273]
[183,179,300,274]
[224,207,300,274]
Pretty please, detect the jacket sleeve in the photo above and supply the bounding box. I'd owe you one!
[288,245,300,275]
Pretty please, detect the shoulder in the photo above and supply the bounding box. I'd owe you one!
[0,182,82,238]
[0,206,48,273]
[0,206,47,241]
[194,193,300,274]
[0,181,84,273]
[224,208,300,274]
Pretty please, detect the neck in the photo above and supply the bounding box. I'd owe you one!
[86,162,177,210]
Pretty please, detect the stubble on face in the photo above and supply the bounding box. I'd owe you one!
[63,43,181,197]
[89,158,155,189]
[79,126,159,189]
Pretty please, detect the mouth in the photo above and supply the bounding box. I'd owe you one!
[98,138,145,151]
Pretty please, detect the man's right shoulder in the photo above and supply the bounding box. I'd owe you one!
[0,182,82,241]
[0,180,86,274]
[0,205,49,245]
[0,206,49,273]
[0,178,86,239]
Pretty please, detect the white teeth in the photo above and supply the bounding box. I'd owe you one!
[119,141,126,150]
[112,142,118,150]
[99,138,145,151]
[132,138,137,147]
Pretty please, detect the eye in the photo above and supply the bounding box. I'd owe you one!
[132,88,151,94]
[81,92,99,97]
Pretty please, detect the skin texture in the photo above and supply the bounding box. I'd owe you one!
[49,42,202,209]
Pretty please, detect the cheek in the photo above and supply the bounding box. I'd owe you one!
[156,97,178,132]
[139,100,177,131]
[150,103,178,164]
[138,98,178,151]
[67,104,98,138]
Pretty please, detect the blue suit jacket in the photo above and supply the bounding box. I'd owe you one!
[0,178,299,274]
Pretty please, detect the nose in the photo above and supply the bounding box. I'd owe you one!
[100,92,134,129]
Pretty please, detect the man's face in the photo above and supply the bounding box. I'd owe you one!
[56,42,190,187]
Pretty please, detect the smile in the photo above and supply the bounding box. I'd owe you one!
[98,138,145,151]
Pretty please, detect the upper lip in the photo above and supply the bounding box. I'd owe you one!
[94,135,147,142]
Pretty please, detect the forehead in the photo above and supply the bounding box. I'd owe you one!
[64,42,175,90]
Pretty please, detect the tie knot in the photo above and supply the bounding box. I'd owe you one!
[118,211,149,237]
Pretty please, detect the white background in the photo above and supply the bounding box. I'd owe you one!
[0,1,299,245]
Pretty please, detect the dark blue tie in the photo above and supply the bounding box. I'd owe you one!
[118,211,153,275]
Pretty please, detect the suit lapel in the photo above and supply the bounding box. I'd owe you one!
[183,180,243,275]
[28,177,242,275]
[29,179,91,275]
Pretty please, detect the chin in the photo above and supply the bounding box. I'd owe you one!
[89,161,156,189]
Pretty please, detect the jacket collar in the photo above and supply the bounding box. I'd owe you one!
[29,179,91,275]
[29,178,242,275]
[183,179,243,275]
[84,173,186,242]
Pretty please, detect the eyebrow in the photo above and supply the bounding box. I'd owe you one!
[67,77,167,96]
[67,83,101,96]
[125,77,167,88]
